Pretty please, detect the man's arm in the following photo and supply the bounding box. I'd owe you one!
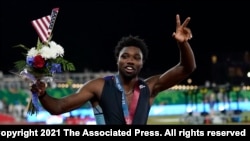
[32,78,104,115]
[146,14,196,97]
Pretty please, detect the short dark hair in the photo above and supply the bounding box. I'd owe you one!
[114,35,149,62]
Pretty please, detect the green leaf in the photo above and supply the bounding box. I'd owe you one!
[13,44,29,51]
[36,38,43,50]
[14,60,27,71]
[53,57,76,71]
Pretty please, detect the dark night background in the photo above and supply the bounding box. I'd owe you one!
[1,0,250,85]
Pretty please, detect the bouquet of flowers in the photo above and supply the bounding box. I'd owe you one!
[13,8,75,115]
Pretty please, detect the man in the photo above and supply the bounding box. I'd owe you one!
[32,14,196,125]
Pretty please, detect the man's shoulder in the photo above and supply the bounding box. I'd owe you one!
[138,77,146,83]
[104,75,114,80]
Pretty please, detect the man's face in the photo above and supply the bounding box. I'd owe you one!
[117,46,143,78]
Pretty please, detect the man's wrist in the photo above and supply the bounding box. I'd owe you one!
[39,91,47,99]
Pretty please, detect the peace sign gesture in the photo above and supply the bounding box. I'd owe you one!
[172,14,192,42]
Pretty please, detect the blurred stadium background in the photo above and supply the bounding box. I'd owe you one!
[0,66,250,125]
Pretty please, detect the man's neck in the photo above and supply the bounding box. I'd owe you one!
[117,74,138,91]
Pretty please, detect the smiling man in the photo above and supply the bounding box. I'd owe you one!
[31,14,196,125]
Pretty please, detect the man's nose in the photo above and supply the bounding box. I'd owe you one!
[126,58,135,65]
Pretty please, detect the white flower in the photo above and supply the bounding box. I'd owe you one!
[49,41,64,57]
[27,47,39,57]
[40,45,57,59]
[26,41,65,60]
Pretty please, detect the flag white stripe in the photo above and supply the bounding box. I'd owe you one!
[31,21,47,43]
[31,15,51,43]
[37,18,49,37]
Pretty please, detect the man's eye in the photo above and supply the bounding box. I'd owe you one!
[135,56,141,60]
[121,55,128,59]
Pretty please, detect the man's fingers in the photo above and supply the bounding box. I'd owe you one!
[182,17,191,27]
[176,14,181,27]
[172,32,176,37]
[184,27,192,39]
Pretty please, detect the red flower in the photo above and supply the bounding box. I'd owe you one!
[33,55,45,69]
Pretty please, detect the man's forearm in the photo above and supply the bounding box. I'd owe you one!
[177,41,196,72]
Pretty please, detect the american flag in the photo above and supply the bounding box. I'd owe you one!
[31,8,59,43]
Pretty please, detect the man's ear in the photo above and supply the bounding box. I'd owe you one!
[116,57,119,65]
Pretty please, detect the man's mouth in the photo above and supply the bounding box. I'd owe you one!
[125,66,135,73]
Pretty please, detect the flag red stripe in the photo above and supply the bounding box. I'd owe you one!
[31,21,47,42]
[38,17,50,37]
[31,15,51,43]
